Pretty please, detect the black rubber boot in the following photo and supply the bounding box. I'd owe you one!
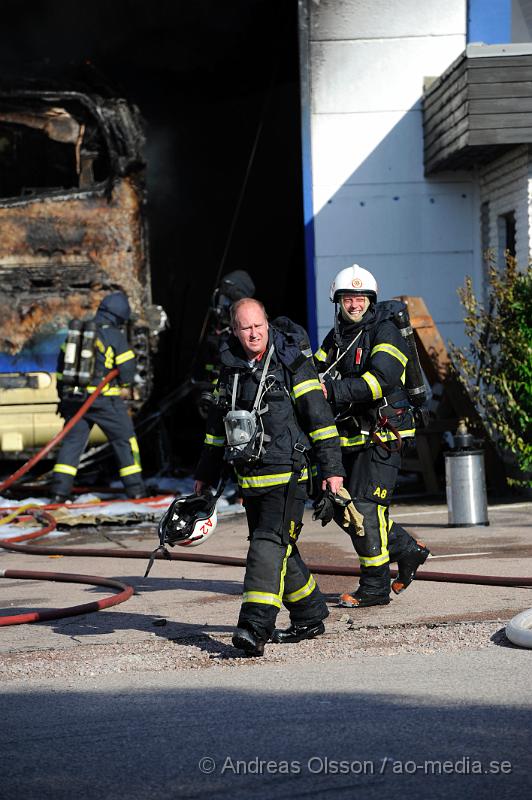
[49,493,70,504]
[232,627,265,657]
[271,621,325,644]
[392,541,430,594]
[338,593,390,608]
[125,482,147,500]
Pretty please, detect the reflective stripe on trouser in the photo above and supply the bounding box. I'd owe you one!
[50,395,144,495]
[237,483,329,641]
[338,443,418,598]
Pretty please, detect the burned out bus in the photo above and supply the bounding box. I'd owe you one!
[0,72,164,455]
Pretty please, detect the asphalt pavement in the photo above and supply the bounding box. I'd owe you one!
[0,498,531,799]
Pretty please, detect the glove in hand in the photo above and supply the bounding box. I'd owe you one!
[312,492,334,526]
[335,486,364,536]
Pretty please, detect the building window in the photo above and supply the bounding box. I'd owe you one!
[498,210,516,266]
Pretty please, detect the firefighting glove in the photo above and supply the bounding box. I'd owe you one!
[335,487,365,536]
[312,491,335,526]
[312,487,351,528]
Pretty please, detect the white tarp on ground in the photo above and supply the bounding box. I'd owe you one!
[0,477,244,539]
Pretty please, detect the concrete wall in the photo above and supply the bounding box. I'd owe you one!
[302,0,479,348]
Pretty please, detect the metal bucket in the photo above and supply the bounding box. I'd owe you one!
[444,450,489,527]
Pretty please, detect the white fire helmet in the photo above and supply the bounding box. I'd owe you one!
[158,493,218,548]
[329,264,378,304]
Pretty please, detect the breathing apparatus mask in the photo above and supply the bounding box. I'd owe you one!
[224,344,274,464]
[224,410,258,456]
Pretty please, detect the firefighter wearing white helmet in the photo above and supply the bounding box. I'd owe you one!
[329,264,378,303]
[316,264,430,608]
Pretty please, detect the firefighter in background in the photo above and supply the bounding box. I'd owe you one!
[317,264,430,608]
[50,291,146,502]
[194,298,345,656]
[193,269,256,419]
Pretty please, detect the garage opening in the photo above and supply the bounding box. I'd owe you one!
[0,0,306,468]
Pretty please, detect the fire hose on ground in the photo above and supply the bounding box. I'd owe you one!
[0,370,137,625]
[0,369,119,494]
[1,507,532,639]
[0,372,530,644]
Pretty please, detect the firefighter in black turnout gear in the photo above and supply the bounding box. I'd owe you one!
[194,298,345,656]
[193,270,256,419]
[50,291,146,502]
[316,265,430,608]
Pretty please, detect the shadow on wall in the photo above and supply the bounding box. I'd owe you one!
[307,99,478,351]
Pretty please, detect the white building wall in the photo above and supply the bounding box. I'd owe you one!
[478,145,531,270]
[304,0,479,347]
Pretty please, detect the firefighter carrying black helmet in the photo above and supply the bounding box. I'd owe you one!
[194,298,345,656]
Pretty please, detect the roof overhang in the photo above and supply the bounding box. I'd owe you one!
[423,43,532,174]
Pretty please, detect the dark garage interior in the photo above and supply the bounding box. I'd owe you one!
[0,0,306,471]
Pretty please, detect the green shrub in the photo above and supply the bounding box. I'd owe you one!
[450,257,532,485]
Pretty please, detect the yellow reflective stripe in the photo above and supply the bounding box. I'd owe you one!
[204,433,225,447]
[56,372,63,380]
[361,371,383,400]
[359,505,389,567]
[119,464,142,477]
[359,552,390,567]
[374,428,415,442]
[378,503,389,550]
[115,350,135,365]
[237,468,309,489]
[291,379,322,400]
[340,428,415,447]
[340,435,367,448]
[104,346,114,369]
[129,437,141,469]
[371,343,408,368]
[309,425,338,442]
[53,463,78,476]
[278,543,292,601]
[243,540,293,609]
[86,385,121,396]
[315,348,327,363]
[242,591,282,608]
[284,574,317,604]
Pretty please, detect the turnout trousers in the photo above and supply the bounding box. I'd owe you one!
[50,396,144,497]
[238,482,329,642]
[340,444,420,600]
